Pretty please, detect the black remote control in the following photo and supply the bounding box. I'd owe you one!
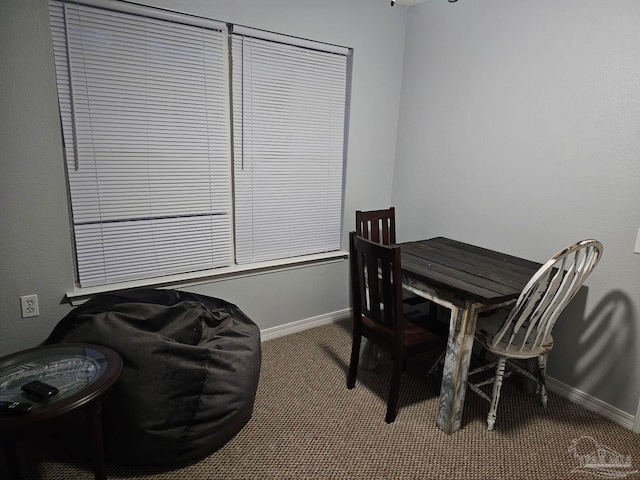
[21,380,59,399]
[0,400,32,413]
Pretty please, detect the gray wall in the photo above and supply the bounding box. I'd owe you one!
[0,0,406,353]
[393,0,640,415]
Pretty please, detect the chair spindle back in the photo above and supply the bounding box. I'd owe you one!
[356,208,396,245]
[490,239,603,354]
[349,231,403,332]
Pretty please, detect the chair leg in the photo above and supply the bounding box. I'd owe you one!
[427,351,445,377]
[347,332,361,389]
[385,351,404,423]
[537,354,548,408]
[487,357,507,431]
[359,339,381,371]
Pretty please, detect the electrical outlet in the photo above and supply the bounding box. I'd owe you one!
[20,294,39,318]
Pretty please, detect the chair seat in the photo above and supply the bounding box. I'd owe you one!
[479,333,554,359]
[362,315,442,351]
[476,310,554,359]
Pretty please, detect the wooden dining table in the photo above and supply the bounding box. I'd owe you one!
[399,237,542,434]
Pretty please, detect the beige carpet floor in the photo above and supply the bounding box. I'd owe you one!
[5,319,640,479]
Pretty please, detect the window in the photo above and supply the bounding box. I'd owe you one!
[231,28,347,264]
[49,0,349,289]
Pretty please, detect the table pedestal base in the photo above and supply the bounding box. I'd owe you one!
[2,406,107,480]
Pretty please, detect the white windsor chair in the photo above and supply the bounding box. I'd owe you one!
[468,239,603,430]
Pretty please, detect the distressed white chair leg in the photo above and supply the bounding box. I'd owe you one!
[537,354,548,408]
[487,357,507,431]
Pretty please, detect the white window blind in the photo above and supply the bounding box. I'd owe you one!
[231,29,348,264]
[50,1,350,290]
[50,1,232,287]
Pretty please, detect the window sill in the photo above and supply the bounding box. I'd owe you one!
[66,250,349,306]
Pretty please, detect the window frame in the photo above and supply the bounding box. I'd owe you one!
[49,0,352,301]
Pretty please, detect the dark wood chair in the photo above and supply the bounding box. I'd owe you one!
[347,231,444,423]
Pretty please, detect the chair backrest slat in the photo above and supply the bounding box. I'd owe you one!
[356,208,396,245]
[490,239,603,354]
[534,260,578,348]
[349,231,402,332]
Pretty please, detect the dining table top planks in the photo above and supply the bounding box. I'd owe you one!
[400,237,542,306]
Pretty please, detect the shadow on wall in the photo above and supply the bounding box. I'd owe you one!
[549,287,636,410]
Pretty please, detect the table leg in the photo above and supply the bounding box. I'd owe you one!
[3,444,21,480]
[436,300,479,434]
[88,406,107,480]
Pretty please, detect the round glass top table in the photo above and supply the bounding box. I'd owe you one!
[0,343,123,480]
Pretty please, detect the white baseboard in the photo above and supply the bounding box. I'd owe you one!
[546,376,636,431]
[260,308,351,342]
[260,312,637,432]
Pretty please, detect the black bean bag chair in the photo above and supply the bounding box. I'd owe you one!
[44,288,261,465]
